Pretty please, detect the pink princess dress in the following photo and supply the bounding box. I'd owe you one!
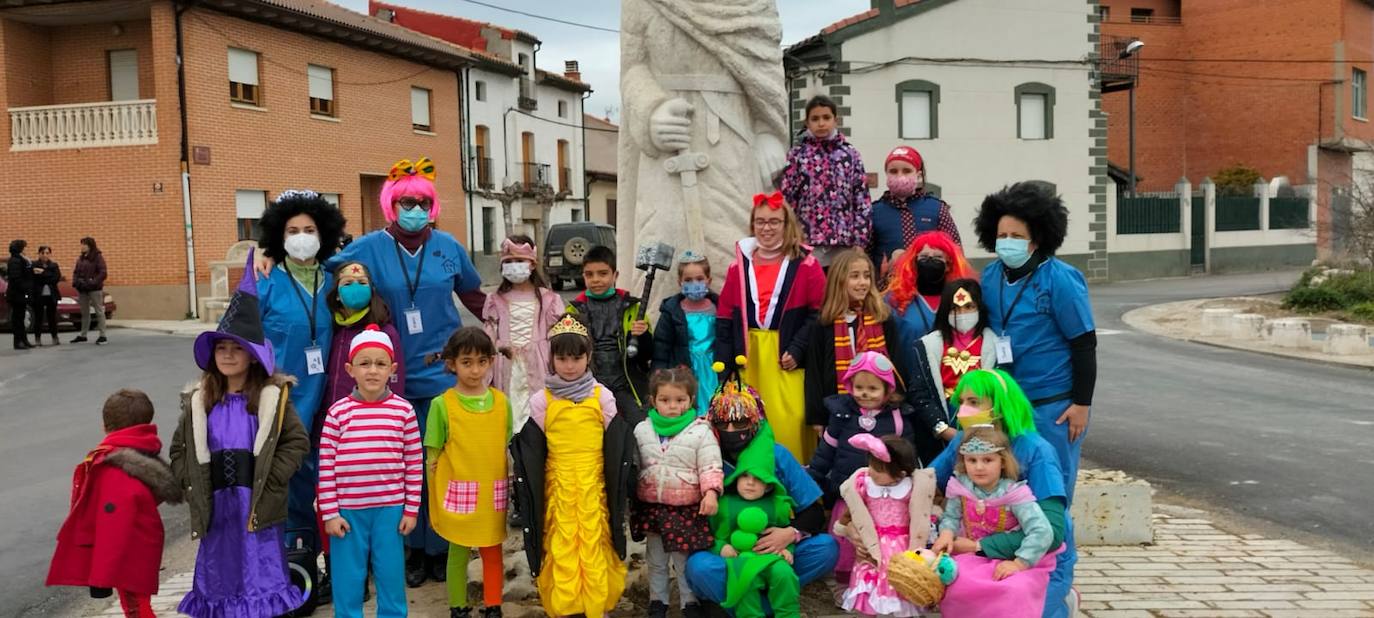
[839,469,927,617]
[937,476,1061,618]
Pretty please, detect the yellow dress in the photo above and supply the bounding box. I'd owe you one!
[537,386,626,616]
[746,328,814,463]
[429,388,509,548]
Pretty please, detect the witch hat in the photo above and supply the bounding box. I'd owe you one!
[194,247,275,374]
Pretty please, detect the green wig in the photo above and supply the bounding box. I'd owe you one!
[952,369,1037,439]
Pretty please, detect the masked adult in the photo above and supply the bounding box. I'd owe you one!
[867,146,962,273]
[883,231,972,388]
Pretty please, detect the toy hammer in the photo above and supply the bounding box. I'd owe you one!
[626,241,676,358]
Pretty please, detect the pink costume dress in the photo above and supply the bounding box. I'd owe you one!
[840,469,925,617]
[938,476,1060,618]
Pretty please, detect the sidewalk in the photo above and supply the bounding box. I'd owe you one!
[1122,297,1374,370]
[106,319,206,337]
[83,500,1374,617]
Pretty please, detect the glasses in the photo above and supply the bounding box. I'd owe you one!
[753,218,785,229]
[396,197,433,211]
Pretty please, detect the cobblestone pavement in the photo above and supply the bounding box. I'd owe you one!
[83,502,1374,617]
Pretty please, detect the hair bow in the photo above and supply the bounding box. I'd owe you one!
[848,434,890,462]
[388,157,436,182]
[752,191,785,210]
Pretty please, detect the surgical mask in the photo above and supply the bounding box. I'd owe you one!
[396,205,431,232]
[956,404,997,429]
[284,233,321,262]
[502,261,532,284]
[717,428,756,462]
[950,312,979,334]
[682,280,710,301]
[916,257,946,295]
[338,282,372,310]
[996,238,1032,269]
[887,175,920,199]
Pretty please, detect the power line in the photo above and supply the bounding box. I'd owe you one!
[456,0,619,34]
[508,107,618,133]
[1143,57,1374,64]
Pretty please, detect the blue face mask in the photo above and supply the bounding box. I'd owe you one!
[396,205,431,232]
[681,280,710,301]
[339,282,372,310]
[995,238,1033,269]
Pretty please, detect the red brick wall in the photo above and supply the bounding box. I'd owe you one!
[2,19,53,107]
[1340,0,1374,142]
[50,20,156,104]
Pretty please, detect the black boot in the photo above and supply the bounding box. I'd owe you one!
[405,551,427,588]
[316,555,332,605]
[480,605,503,618]
[450,607,472,618]
[70,335,87,343]
[427,552,447,582]
[648,600,669,618]
[682,601,707,618]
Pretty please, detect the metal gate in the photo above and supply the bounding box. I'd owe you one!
[1190,196,1205,267]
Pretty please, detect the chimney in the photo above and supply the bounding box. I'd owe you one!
[564,60,581,82]
[374,7,394,22]
[871,0,894,14]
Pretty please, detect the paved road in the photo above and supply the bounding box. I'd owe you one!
[1,330,200,617]
[1086,270,1374,554]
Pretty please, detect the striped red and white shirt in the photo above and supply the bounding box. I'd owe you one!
[318,392,422,520]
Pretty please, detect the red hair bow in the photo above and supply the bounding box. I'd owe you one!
[753,191,785,209]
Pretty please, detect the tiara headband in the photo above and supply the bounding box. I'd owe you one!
[275,189,320,204]
[679,249,708,264]
[548,314,590,339]
[952,287,974,308]
[958,436,1005,456]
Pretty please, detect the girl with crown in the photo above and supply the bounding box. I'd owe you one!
[510,313,638,617]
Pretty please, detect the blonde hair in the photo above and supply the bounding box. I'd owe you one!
[954,425,1020,481]
[819,249,890,323]
[750,203,806,260]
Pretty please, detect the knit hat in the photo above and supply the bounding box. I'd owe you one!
[885,146,924,171]
[193,248,275,374]
[842,350,897,393]
[348,324,393,362]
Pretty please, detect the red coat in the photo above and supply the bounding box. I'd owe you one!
[47,424,182,595]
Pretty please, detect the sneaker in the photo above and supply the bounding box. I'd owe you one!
[450,607,472,618]
[479,606,502,618]
[1066,586,1081,616]
[682,602,706,618]
[95,336,108,345]
[70,336,87,343]
[647,601,668,618]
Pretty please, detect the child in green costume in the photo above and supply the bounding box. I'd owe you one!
[709,422,801,618]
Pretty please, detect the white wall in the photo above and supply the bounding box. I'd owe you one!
[833,0,1096,258]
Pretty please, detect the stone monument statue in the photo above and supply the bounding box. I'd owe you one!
[617,0,789,306]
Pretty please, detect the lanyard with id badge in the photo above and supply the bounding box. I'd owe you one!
[288,267,326,375]
[394,239,427,335]
[997,266,1038,367]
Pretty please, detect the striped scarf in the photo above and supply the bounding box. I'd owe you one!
[834,311,887,393]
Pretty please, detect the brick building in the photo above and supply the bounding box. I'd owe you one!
[1101,0,1374,256]
[0,0,482,318]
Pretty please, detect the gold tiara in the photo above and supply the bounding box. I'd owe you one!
[953,287,973,308]
[548,314,589,338]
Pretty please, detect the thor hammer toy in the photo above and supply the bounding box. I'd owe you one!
[626,241,676,358]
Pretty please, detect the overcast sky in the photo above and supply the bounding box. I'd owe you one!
[334,0,871,121]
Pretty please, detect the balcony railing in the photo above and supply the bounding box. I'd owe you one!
[9,100,157,151]
[476,156,494,190]
[518,78,537,111]
[521,161,551,188]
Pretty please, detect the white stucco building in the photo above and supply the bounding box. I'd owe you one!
[786,0,1111,279]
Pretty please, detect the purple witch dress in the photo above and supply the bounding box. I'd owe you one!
[179,394,302,618]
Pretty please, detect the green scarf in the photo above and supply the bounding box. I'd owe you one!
[334,306,369,326]
[284,259,322,291]
[649,409,697,437]
[586,287,617,300]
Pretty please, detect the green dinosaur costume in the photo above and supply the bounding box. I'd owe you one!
[709,422,801,618]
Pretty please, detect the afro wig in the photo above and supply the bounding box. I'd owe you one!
[258,189,347,263]
[972,181,1070,256]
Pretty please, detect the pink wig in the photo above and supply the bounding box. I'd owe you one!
[379,174,441,223]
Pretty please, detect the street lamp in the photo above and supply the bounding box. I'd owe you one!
[1120,40,1144,197]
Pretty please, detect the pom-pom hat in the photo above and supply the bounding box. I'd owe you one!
[349,325,394,362]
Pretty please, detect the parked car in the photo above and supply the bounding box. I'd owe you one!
[543,222,617,291]
[0,266,117,332]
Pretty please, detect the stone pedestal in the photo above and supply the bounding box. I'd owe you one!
[1268,318,1311,349]
[1072,469,1154,546]
[1325,323,1372,356]
[1229,313,1265,340]
[1201,308,1237,337]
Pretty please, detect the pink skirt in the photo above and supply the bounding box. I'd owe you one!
[938,546,1062,618]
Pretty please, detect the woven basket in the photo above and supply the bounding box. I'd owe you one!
[886,550,946,607]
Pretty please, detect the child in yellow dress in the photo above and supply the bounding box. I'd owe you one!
[427,327,511,618]
[510,313,639,617]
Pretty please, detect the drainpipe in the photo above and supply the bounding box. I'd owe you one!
[580,90,590,221]
[458,66,474,250]
[175,1,198,318]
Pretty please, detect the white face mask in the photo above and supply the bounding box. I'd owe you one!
[284,233,321,262]
[950,312,979,334]
[502,261,532,284]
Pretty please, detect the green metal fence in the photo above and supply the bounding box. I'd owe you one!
[1269,197,1310,230]
[1116,196,1181,234]
[1215,197,1261,231]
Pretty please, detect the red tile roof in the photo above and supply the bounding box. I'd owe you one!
[819,0,926,35]
[369,0,537,51]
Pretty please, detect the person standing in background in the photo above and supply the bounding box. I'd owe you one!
[31,245,62,346]
[71,237,108,345]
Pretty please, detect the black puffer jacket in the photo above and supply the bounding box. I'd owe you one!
[5,255,31,302]
[651,291,720,370]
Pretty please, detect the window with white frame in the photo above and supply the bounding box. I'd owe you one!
[896,80,939,139]
[321,193,340,208]
[411,87,432,131]
[235,190,267,240]
[308,64,335,116]
[1015,82,1056,140]
[228,48,261,105]
[1355,68,1367,119]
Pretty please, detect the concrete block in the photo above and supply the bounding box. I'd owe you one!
[1324,324,1372,356]
[1201,308,1238,337]
[1073,469,1154,546]
[1230,313,1265,340]
[1267,318,1311,349]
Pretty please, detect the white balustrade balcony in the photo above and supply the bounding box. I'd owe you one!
[9,99,157,151]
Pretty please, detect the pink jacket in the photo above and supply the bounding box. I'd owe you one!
[483,288,564,394]
[634,418,724,506]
